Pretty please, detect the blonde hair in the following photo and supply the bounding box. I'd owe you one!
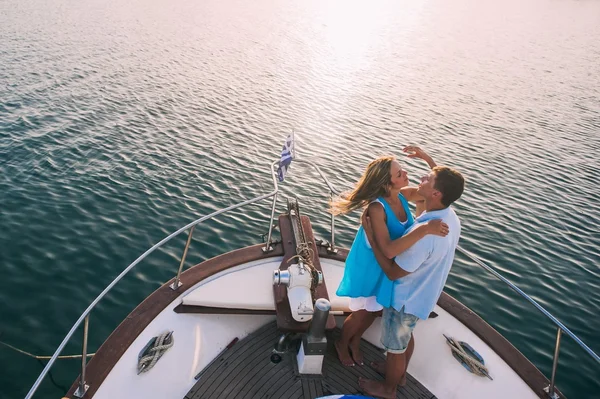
[330,156,395,215]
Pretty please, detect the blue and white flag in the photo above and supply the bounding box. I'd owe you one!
[277,133,294,182]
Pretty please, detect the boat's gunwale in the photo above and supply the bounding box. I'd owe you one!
[66,242,285,398]
[66,244,563,399]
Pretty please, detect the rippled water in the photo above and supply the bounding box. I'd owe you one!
[1,0,599,398]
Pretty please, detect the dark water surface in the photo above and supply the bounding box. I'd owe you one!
[1,0,599,397]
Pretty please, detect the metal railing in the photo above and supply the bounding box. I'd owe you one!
[456,246,600,398]
[24,157,339,399]
[24,157,599,399]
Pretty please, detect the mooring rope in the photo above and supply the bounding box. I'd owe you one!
[137,331,174,374]
[444,336,493,380]
[0,340,95,360]
[288,199,320,297]
[0,339,82,394]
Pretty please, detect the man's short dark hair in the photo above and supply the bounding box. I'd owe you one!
[433,166,465,207]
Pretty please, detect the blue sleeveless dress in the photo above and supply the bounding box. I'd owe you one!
[336,194,414,309]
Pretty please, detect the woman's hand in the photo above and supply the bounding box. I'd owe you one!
[426,219,449,237]
[403,145,436,168]
[403,145,429,159]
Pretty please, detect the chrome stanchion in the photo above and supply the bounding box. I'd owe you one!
[73,315,90,398]
[171,225,195,290]
[545,327,562,399]
[262,194,278,253]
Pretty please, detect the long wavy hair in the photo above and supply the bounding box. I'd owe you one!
[330,156,395,216]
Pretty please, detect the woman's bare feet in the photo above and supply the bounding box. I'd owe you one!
[335,340,355,367]
[369,361,407,386]
[349,338,364,365]
[358,377,396,399]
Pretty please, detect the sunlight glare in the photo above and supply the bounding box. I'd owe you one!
[321,0,384,68]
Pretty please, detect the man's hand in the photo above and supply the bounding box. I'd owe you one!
[361,209,376,245]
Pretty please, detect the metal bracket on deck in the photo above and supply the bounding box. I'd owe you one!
[315,239,338,254]
[73,384,89,398]
[262,225,280,253]
[544,386,560,399]
[262,239,281,253]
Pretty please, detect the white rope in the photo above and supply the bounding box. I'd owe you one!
[445,335,493,380]
[137,332,174,374]
[0,340,95,360]
[288,199,320,296]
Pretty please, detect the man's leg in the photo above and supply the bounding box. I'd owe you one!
[385,350,407,389]
[359,351,403,399]
[371,334,415,386]
[359,307,419,398]
[404,334,415,374]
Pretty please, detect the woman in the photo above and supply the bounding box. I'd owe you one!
[331,146,444,366]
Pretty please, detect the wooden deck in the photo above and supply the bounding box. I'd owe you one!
[185,321,436,399]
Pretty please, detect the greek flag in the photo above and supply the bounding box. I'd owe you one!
[277,133,294,182]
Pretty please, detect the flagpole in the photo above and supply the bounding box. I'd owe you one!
[292,129,296,159]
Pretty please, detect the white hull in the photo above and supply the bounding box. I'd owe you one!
[93,257,537,399]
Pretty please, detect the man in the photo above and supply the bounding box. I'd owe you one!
[359,166,465,399]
